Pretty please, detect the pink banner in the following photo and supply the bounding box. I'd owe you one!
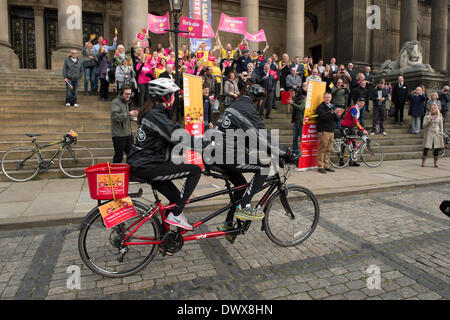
[202,21,215,39]
[148,12,170,34]
[245,29,267,42]
[218,13,247,35]
[179,16,204,38]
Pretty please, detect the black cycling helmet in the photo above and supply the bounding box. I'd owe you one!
[246,84,266,104]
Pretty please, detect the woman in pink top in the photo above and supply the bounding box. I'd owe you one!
[136,57,153,107]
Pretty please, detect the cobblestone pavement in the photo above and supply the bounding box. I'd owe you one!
[0,185,449,301]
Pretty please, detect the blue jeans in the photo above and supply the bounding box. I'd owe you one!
[92,65,99,92]
[66,79,80,105]
[411,116,421,134]
[84,67,95,93]
[293,122,303,153]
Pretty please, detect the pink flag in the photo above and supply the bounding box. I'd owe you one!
[136,32,145,41]
[148,12,170,34]
[202,21,215,39]
[218,13,247,35]
[179,16,203,38]
[245,29,267,42]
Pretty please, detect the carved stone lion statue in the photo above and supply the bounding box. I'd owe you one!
[379,40,434,75]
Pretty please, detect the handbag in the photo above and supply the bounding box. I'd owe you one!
[107,68,116,84]
[388,104,396,117]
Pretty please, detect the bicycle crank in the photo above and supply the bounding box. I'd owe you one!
[161,231,184,256]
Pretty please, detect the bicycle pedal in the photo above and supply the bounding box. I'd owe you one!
[225,235,237,245]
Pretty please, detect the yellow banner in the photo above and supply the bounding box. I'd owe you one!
[182,73,204,168]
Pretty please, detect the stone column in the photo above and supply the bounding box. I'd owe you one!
[241,0,259,52]
[430,0,448,73]
[287,0,305,59]
[34,7,46,70]
[51,0,83,71]
[122,0,148,51]
[400,0,418,46]
[0,0,20,72]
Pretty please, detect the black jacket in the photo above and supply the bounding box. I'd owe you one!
[370,88,389,108]
[392,82,409,105]
[352,85,370,105]
[316,102,341,133]
[214,96,286,163]
[127,103,179,168]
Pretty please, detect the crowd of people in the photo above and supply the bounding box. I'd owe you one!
[62,32,449,171]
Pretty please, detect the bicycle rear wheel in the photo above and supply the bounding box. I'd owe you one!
[78,201,162,278]
[1,147,40,182]
[59,145,95,178]
[361,141,384,168]
[264,185,320,247]
[329,139,350,169]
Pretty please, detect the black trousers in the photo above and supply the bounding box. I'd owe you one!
[423,148,441,157]
[112,135,133,164]
[132,162,202,216]
[100,78,109,100]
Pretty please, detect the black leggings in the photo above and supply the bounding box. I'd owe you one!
[423,148,441,157]
[132,162,202,216]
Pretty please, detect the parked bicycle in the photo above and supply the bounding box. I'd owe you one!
[1,130,95,182]
[78,156,320,278]
[330,128,384,169]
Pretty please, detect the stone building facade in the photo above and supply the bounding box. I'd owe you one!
[0,0,448,77]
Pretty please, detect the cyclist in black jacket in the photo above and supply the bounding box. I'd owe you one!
[210,84,296,228]
[127,78,201,231]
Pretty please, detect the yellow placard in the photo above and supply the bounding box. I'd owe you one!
[99,197,138,229]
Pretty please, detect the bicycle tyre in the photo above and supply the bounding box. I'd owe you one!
[361,141,384,168]
[329,139,351,169]
[263,185,320,247]
[78,201,162,278]
[59,145,95,178]
[1,147,40,182]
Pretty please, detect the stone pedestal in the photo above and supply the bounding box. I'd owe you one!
[0,0,19,72]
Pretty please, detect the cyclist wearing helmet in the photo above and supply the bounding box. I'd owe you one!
[341,97,369,167]
[212,84,297,229]
[127,78,202,231]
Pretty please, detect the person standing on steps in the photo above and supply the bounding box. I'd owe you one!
[111,85,138,164]
[62,49,83,108]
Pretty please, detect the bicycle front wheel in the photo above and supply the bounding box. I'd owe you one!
[59,145,95,178]
[264,185,320,247]
[361,141,384,168]
[1,147,40,182]
[78,201,162,278]
[329,139,351,169]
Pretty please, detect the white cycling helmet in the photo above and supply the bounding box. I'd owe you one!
[148,78,180,98]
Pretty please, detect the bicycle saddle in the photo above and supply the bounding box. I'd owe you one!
[26,134,41,138]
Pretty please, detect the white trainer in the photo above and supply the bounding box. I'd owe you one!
[166,212,193,231]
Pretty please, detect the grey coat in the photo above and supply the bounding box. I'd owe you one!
[423,114,444,149]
